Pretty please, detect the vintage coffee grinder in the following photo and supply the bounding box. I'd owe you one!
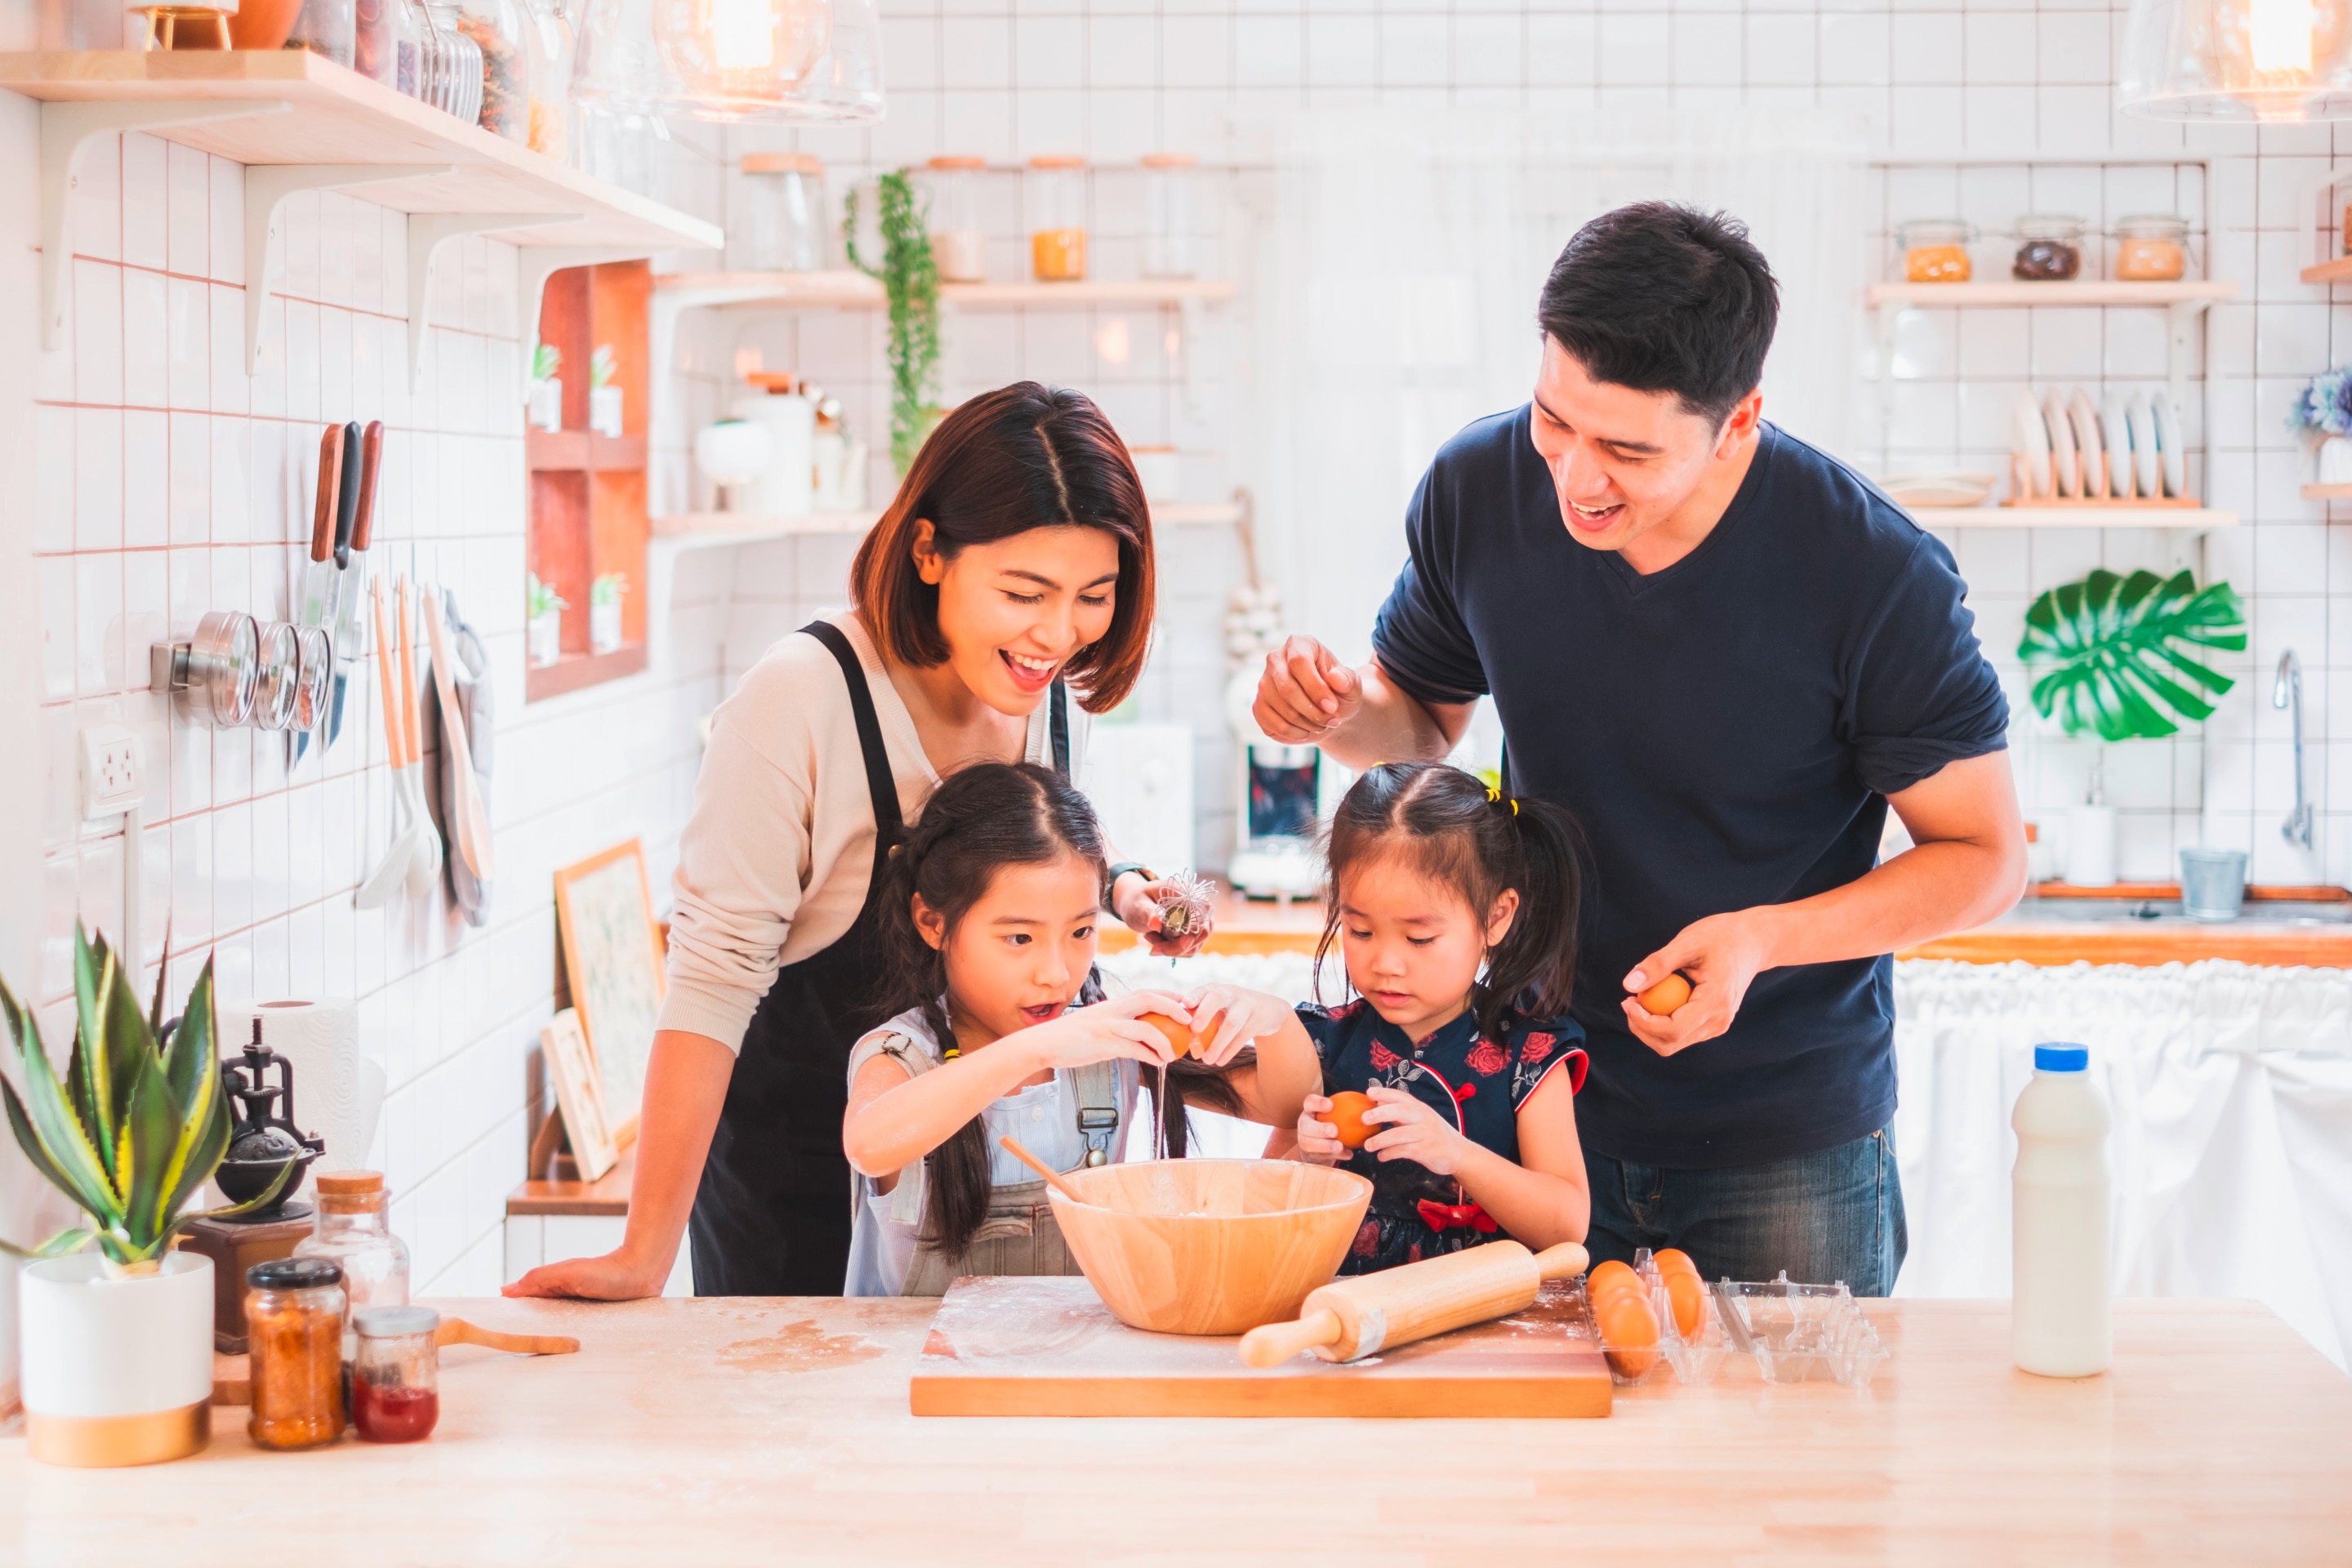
[180,1020,327,1352]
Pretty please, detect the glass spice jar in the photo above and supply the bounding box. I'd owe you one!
[1142,151,1199,280]
[523,0,575,161]
[1896,218,1974,283]
[1027,154,1088,283]
[287,0,358,66]
[352,1305,442,1444]
[460,0,531,141]
[733,154,826,273]
[246,1258,346,1451]
[293,1169,411,1361]
[2114,214,2189,282]
[925,155,987,283]
[420,0,484,122]
[2012,215,2085,281]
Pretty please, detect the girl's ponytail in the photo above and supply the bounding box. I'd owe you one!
[1477,791,1582,1039]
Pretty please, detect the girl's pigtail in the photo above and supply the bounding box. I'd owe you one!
[1475,793,1584,1040]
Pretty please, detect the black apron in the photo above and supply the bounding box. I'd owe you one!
[688,621,1068,1296]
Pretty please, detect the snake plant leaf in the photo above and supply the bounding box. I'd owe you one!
[2017,569,2247,743]
[154,960,234,1228]
[69,928,117,1188]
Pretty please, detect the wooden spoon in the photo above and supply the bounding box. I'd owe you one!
[437,1316,579,1356]
[998,1135,1091,1205]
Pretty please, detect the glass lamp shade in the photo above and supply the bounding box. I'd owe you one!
[2120,0,2352,121]
[571,0,668,109]
[651,0,830,120]
[782,0,881,122]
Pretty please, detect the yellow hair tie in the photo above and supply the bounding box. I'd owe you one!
[1487,785,1517,815]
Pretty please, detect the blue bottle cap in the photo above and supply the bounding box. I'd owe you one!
[2034,1044,2089,1072]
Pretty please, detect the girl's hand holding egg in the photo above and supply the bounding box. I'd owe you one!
[1023,989,1191,1073]
[1357,1085,1472,1176]
[1178,982,1291,1067]
[1293,1094,1349,1165]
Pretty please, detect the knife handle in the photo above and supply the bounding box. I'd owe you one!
[310,424,341,565]
[352,421,385,552]
[334,421,362,568]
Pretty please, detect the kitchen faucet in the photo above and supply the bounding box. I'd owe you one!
[2274,648,2314,852]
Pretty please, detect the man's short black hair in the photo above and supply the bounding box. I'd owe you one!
[1536,203,1780,428]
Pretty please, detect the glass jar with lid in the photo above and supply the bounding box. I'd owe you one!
[2114,214,2189,282]
[287,0,357,66]
[420,0,485,122]
[293,1169,411,1359]
[354,0,421,87]
[246,1258,345,1450]
[353,1305,442,1443]
[1142,151,1198,280]
[1027,154,1088,283]
[1896,219,1974,283]
[2012,216,2085,281]
[459,0,532,140]
[925,155,987,283]
[523,0,575,160]
[732,154,827,273]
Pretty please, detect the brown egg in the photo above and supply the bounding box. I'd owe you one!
[1587,1259,1643,1306]
[1636,971,1694,1017]
[1138,1013,1194,1061]
[1323,1090,1376,1149]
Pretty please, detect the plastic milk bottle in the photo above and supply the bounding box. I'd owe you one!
[2011,1043,2111,1377]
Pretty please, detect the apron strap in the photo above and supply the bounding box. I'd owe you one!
[1049,679,1070,777]
[800,621,903,881]
[1069,1060,1121,1167]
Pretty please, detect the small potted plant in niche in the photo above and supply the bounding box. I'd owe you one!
[527,573,567,667]
[527,342,563,433]
[588,344,622,438]
[4,929,290,1466]
[2292,368,2352,484]
[590,572,629,655]
[2018,568,2246,887]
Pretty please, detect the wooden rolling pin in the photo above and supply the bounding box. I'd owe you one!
[1239,1239,1588,1367]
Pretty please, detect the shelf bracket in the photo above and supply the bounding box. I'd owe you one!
[519,247,660,398]
[40,99,291,352]
[405,212,581,391]
[2165,299,2210,416]
[245,163,454,374]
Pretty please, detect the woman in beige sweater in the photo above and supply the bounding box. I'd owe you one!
[507,384,1208,1298]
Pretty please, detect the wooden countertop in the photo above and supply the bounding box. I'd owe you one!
[11,1296,2347,1561]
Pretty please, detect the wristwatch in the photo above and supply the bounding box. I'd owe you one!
[1103,862,1155,910]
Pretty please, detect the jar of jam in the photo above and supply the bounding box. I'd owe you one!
[2012,216,2084,281]
[1027,154,1087,282]
[1898,219,1974,283]
[2114,214,2188,282]
[352,1305,441,1443]
[246,1258,345,1450]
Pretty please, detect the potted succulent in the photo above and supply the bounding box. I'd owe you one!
[528,573,568,667]
[2018,568,2246,887]
[4,928,288,1466]
[527,342,563,433]
[590,572,629,655]
[588,344,623,438]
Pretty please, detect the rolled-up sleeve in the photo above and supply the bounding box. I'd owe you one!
[1370,469,1489,707]
[657,706,815,1054]
[1846,533,2011,797]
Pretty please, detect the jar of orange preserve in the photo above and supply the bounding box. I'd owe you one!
[2114,215,2187,282]
[1898,219,1974,283]
[1027,154,1087,282]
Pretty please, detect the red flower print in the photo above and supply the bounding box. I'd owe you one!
[1466,1041,1508,1076]
[1350,1221,1379,1258]
[1370,1042,1401,1071]
[1521,1031,1555,1062]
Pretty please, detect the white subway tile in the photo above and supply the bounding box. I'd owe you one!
[121,134,168,273]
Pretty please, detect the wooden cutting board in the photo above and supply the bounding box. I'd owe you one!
[911,1275,1612,1419]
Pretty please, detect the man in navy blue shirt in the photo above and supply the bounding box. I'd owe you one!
[1254,203,2025,1294]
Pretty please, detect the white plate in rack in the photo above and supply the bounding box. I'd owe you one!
[2012,392,2053,498]
[2127,392,2161,498]
[2154,395,2186,497]
[2067,389,2105,498]
[2044,390,2078,497]
[2099,391,2136,499]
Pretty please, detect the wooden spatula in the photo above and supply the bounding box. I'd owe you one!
[437,1317,579,1356]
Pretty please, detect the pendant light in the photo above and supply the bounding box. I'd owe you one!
[782,0,882,122]
[2119,0,2352,121]
[653,0,831,120]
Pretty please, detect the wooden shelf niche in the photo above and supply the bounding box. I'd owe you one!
[528,260,652,702]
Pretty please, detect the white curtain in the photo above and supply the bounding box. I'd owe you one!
[1238,109,1870,663]
[1105,951,2352,1368]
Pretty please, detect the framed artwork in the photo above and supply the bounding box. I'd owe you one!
[540,1009,618,1183]
[552,839,666,1145]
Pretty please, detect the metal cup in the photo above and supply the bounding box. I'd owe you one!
[2180,847,2247,923]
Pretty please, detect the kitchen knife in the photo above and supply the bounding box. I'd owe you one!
[290,423,344,766]
[320,421,368,750]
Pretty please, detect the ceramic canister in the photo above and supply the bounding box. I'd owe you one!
[21,1252,215,1466]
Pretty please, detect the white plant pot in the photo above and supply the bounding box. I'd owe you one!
[529,612,564,668]
[590,599,624,654]
[2321,435,2352,485]
[21,1252,214,1466]
[527,376,564,432]
[589,385,623,439]
[2067,804,2118,888]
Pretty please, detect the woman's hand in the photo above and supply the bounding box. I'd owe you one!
[1018,989,1187,1073]
[1361,1085,1472,1175]
[1181,982,1290,1067]
[1112,872,1213,957]
[503,1246,670,1301]
[1292,1094,1347,1165]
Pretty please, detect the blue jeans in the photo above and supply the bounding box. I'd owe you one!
[1582,1127,1908,1297]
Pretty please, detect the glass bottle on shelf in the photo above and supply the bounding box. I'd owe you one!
[523,0,575,161]
[460,0,532,141]
[1027,154,1087,283]
[2011,216,2085,281]
[389,0,428,96]
[1895,218,1974,283]
[292,1169,411,1360]
[419,0,483,122]
[1141,151,1197,280]
[287,0,358,67]
[925,155,987,283]
[733,154,826,272]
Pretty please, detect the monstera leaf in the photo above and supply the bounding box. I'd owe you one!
[2017,569,2246,742]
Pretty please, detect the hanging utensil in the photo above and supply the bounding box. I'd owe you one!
[325,420,383,756]
[355,577,416,910]
[290,422,343,768]
[421,586,495,881]
[395,575,442,898]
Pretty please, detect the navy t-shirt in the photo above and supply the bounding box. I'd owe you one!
[1371,412,2007,1169]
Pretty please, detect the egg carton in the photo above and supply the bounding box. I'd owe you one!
[1585,1250,1727,1387]
[1711,1272,1890,1388]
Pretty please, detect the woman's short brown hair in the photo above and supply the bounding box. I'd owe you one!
[850,382,1156,712]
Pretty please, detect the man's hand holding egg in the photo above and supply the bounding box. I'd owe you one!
[1620,908,1779,1057]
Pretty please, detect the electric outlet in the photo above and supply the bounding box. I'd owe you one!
[78,725,144,821]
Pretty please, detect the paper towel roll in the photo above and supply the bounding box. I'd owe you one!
[216,1000,386,1199]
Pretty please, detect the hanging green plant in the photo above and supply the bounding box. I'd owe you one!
[844,168,944,477]
[2016,568,2247,742]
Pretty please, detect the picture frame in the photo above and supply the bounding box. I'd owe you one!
[539,1009,618,1183]
[552,839,666,1147]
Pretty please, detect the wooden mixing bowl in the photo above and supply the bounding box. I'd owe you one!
[1048,1159,1373,1336]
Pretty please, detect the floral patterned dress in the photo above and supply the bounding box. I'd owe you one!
[1298,1000,1588,1276]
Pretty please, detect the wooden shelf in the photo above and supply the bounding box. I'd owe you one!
[652,271,1237,312]
[1900,505,2236,528]
[2302,483,2352,499]
[525,643,648,702]
[528,430,647,473]
[942,279,1238,306]
[651,510,879,545]
[2301,256,2352,284]
[1865,280,2237,307]
[2025,880,2348,902]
